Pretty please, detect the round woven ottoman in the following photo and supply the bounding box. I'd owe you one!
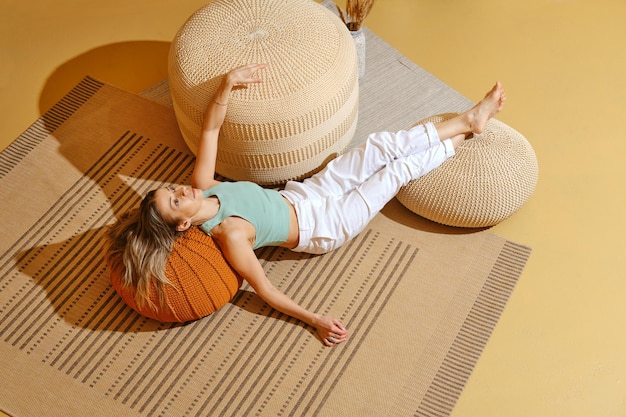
[109,227,242,322]
[168,0,359,184]
[396,114,538,228]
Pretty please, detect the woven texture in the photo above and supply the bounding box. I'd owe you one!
[397,113,539,228]
[0,66,531,417]
[168,0,359,184]
[110,227,242,322]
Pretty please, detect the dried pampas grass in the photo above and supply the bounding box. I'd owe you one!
[336,0,375,31]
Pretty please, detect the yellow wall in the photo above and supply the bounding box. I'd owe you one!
[2,0,625,415]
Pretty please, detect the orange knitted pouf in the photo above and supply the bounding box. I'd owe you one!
[109,227,242,322]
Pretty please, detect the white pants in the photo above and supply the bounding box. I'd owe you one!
[279,122,455,254]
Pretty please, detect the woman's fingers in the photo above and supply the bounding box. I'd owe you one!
[228,63,268,85]
[323,320,349,347]
[325,332,347,346]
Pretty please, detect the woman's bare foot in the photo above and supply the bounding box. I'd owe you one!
[465,82,506,134]
[432,82,506,144]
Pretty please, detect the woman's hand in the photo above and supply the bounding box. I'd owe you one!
[211,63,267,107]
[193,63,268,189]
[224,63,268,89]
[313,315,349,347]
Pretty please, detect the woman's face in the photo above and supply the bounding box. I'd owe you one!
[153,185,204,230]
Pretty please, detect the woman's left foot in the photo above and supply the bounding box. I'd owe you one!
[466,82,506,134]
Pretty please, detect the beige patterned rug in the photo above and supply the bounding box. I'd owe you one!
[0,11,530,417]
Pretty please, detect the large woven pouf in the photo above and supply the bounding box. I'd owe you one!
[396,114,538,228]
[109,227,242,322]
[168,0,359,184]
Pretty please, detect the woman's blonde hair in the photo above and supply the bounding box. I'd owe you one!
[104,190,182,311]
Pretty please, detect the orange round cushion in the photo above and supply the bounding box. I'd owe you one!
[109,227,242,322]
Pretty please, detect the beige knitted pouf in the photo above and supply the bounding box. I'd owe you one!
[168,0,359,184]
[397,114,539,228]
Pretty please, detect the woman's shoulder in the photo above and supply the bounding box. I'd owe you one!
[202,180,225,196]
[190,178,220,193]
[208,216,256,243]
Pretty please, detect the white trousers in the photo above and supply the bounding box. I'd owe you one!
[279,122,455,254]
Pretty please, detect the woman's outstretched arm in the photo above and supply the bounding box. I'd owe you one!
[191,63,268,190]
[213,218,349,347]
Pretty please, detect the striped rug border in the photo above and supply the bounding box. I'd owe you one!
[414,240,531,417]
[0,76,104,180]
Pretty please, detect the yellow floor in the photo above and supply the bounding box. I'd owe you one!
[2,0,625,416]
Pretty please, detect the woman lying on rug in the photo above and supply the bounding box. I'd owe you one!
[106,64,506,347]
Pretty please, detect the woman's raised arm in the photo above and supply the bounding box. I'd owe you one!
[191,63,268,190]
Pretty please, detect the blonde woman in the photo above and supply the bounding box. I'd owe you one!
[106,64,506,347]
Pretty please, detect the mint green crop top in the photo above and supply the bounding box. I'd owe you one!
[199,182,290,250]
